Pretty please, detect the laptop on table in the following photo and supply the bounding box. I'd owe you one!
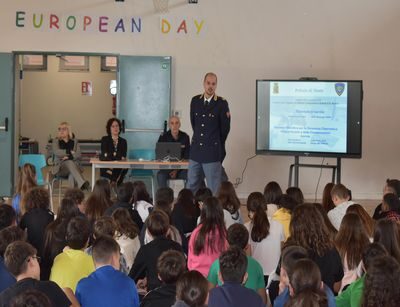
[156,142,182,161]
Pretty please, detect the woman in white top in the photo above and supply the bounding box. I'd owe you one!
[217,181,243,228]
[245,192,285,281]
[112,207,141,271]
[132,181,153,222]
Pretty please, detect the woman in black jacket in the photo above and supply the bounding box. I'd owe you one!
[100,117,128,186]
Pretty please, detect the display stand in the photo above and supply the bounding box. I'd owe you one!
[288,156,341,187]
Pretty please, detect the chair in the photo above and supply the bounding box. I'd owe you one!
[18,154,54,212]
[51,175,69,207]
[129,149,156,201]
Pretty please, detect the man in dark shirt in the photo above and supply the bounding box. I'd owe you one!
[156,116,190,188]
[0,241,71,307]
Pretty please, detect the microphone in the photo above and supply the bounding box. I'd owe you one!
[163,120,167,133]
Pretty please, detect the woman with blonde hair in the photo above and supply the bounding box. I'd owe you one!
[51,121,89,189]
[12,163,37,216]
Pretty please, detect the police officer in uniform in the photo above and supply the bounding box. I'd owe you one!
[156,115,190,188]
[187,72,230,195]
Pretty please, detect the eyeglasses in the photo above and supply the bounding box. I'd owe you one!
[27,255,41,264]
[58,127,67,131]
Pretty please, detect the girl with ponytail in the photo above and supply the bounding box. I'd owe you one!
[245,192,285,283]
[12,163,38,216]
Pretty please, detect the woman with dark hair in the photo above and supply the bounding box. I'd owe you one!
[286,259,328,307]
[380,193,400,222]
[188,197,228,276]
[272,194,298,239]
[322,183,335,212]
[42,198,81,280]
[361,255,400,307]
[19,187,54,258]
[263,181,282,217]
[335,213,370,292]
[12,163,37,216]
[372,178,400,220]
[217,181,243,228]
[85,179,113,224]
[288,203,343,292]
[171,188,200,236]
[346,204,375,238]
[286,187,304,206]
[51,121,89,189]
[373,219,400,263]
[132,181,153,222]
[246,192,284,282]
[100,117,128,186]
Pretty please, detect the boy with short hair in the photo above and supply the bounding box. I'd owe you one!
[208,223,266,303]
[76,236,139,307]
[208,246,264,307]
[140,250,186,307]
[129,210,183,292]
[328,183,354,230]
[0,241,71,307]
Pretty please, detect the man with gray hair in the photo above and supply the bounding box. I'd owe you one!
[157,115,190,188]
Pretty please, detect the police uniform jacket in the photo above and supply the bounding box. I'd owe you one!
[190,94,230,163]
[158,130,190,159]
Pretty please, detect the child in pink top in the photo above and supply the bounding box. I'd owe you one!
[188,197,228,276]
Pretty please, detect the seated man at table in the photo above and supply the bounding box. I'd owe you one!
[157,116,190,188]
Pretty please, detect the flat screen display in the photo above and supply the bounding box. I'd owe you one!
[256,80,363,158]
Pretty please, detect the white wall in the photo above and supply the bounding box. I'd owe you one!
[2,0,400,199]
[20,56,116,153]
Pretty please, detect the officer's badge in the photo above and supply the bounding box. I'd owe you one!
[335,83,345,96]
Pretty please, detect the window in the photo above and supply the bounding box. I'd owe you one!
[59,55,89,72]
[23,55,47,71]
[101,56,118,72]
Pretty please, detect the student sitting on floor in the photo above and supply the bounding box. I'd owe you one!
[208,246,264,307]
[129,210,183,292]
[50,216,95,292]
[285,259,328,307]
[172,270,209,307]
[274,245,334,307]
[0,241,73,307]
[208,223,266,304]
[76,236,139,307]
[140,250,186,307]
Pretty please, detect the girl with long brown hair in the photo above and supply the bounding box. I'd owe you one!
[288,203,343,292]
[346,204,375,238]
[373,219,400,263]
[217,181,243,228]
[12,163,37,216]
[112,208,140,271]
[335,213,370,292]
[263,181,282,217]
[361,255,400,307]
[188,197,228,277]
[246,192,284,282]
[286,259,328,307]
[85,179,113,224]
